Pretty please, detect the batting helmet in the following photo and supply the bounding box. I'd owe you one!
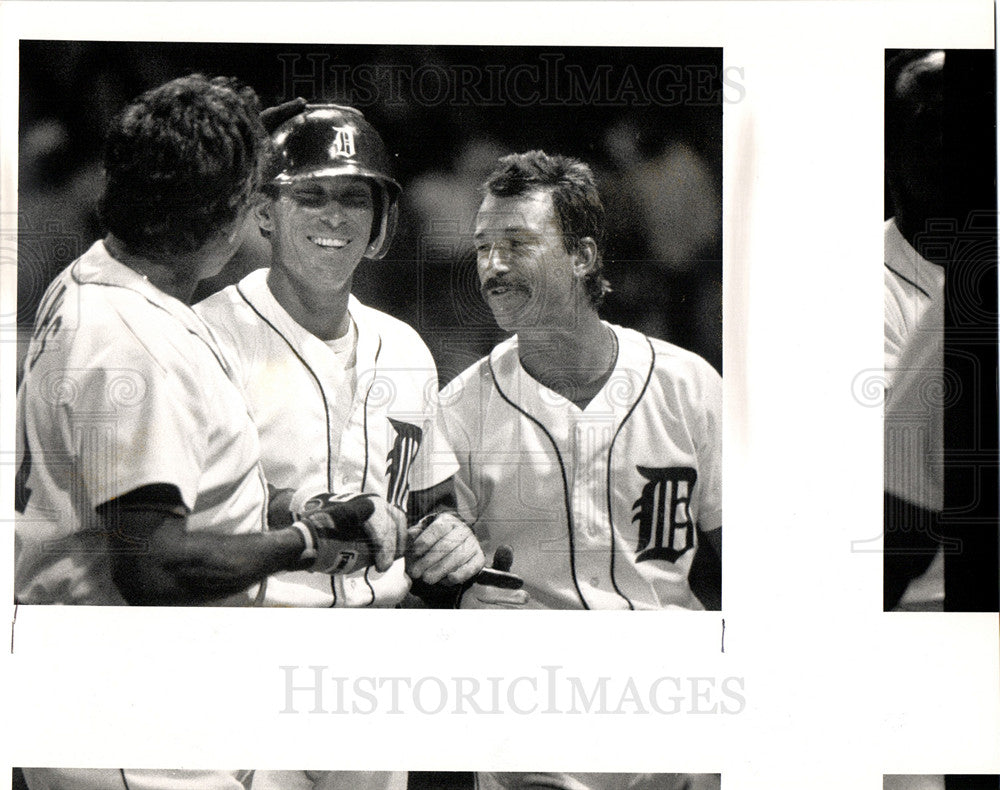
[268,104,401,259]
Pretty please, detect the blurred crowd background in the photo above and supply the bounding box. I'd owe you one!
[18,41,723,383]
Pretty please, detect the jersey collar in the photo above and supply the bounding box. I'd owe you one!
[237,267,383,371]
[72,239,218,341]
[489,323,653,418]
[884,218,944,298]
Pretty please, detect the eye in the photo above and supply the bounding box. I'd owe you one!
[341,190,373,208]
[290,189,326,207]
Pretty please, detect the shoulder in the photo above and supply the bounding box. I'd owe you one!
[441,354,491,397]
[352,300,424,344]
[193,273,272,368]
[73,283,192,372]
[442,335,517,396]
[194,271,268,331]
[616,325,720,391]
[350,299,437,369]
[438,348,505,429]
[613,328,721,429]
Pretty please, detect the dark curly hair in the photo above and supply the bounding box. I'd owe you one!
[98,74,268,258]
[482,150,610,308]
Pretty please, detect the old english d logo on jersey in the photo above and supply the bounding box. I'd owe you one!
[331,127,356,158]
[386,418,423,509]
[632,466,697,563]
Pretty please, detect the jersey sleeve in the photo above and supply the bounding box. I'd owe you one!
[695,361,723,534]
[436,364,482,526]
[63,319,210,511]
[194,292,251,388]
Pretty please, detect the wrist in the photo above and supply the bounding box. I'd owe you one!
[279,522,316,570]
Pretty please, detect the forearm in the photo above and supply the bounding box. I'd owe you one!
[109,511,307,606]
[267,483,295,528]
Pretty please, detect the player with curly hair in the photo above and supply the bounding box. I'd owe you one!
[15,75,377,607]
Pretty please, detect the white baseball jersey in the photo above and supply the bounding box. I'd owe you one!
[21,770,253,790]
[250,772,406,790]
[884,217,944,509]
[15,241,269,606]
[441,323,722,610]
[883,218,945,609]
[478,774,720,790]
[196,268,457,607]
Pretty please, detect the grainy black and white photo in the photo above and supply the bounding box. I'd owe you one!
[13,769,723,790]
[881,48,998,612]
[14,42,723,609]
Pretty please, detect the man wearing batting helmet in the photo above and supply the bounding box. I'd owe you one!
[440,150,722,610]
[197,103,484,612]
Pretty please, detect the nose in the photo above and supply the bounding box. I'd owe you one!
[478,242,510,276]
[318,200,346,224]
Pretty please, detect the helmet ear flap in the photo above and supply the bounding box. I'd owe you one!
[365,188,399,260]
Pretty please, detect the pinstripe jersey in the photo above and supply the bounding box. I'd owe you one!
[15,241,269,606]
[441,323,722,610]
[196,268,457,607]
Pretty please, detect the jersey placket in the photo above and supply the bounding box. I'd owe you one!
[568,411,617,606]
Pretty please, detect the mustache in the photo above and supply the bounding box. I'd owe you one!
[481,275,529,295]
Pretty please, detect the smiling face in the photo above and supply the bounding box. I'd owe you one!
[257,175,375,294]
[474,190,590,333]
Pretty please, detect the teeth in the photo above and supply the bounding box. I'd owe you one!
[309,236,349,248]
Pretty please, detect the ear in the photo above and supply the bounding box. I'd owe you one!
[254,197,275,237]
[572,237,599,277]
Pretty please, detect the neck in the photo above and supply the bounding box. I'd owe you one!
[104,235,205,304]
[267,267,352,340]
[516,311,616,400]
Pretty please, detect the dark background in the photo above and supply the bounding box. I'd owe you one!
[18,41,723,384]
[882,48,998,612]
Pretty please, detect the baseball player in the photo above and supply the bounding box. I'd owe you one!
[883,50,946,610]
[14,76,399,606]
[196,103,484,609]
[440,151,722,610]
[19,770,254,790]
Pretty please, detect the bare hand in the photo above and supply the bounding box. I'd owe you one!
[365,496,408,573]
[405,512,485,585]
